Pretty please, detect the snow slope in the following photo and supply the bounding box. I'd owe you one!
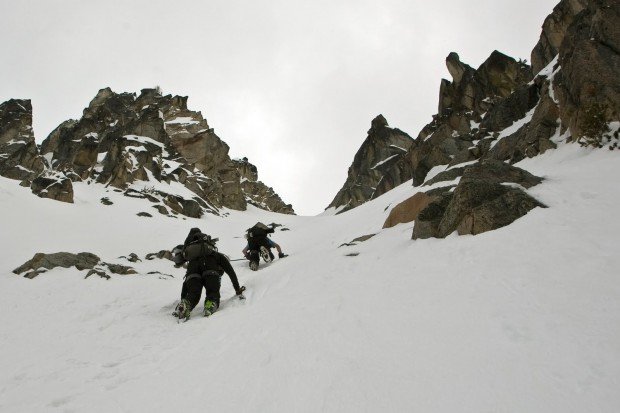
[0,143,619,412]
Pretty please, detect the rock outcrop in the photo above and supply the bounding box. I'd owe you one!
[13,252,101,279]
[330,0,619,239]
[554,0,620,141]
[411,161,546,239]
[12,251,144,279]
[327,115,414,212]
[232,157,294,214]
[30,172,74,203]
[383,192,434,229]
[0,88,294,217]
[531,0,589,74]
[404,50,534,184]
[0,99,45,181]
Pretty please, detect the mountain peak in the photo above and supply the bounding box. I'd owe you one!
[0,88,295,216]
[369,114,389,133]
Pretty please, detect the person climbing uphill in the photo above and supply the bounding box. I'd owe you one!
[242,222,287,271]
[172,228,245,320]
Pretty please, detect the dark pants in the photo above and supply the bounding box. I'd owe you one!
[248,250,260,263]
[248,237,274,261]
[181,271,222,310]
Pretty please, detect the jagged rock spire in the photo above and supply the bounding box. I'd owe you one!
[327,115,414,213]
[0,99,45,181]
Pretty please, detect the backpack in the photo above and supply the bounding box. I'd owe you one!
[183,234,219,261]
[247,222,273,239]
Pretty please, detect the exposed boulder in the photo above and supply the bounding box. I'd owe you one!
[440,181,546,237]
[327,115,414,212]
[13,252,101,278]
[383,192,435,229]
[85,262,137,279]
[12,250,142,279]
[104,263,137,275]
[412,161,546,239]
[118,253,142,263]
[30,172,74,203]
[0,99,45,181]
[145,250,174,261]
[84,269,111,280]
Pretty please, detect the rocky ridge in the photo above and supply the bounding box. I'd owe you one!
[327,114,415,212]
[0,88,294,217]
[331,0,619,239]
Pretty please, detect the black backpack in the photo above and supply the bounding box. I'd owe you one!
[183,234,218,261]
[247,222,274,239]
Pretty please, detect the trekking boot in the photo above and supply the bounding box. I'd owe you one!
[260,246,272,263]
[249,261,259,271]
[173,299,191,320]
[204,299,219,317]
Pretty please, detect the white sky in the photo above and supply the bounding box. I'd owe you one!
[0,0,559,215]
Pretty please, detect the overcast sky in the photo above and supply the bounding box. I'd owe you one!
[1,0,559,215]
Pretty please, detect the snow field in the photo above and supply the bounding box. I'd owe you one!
[0,143,619,412]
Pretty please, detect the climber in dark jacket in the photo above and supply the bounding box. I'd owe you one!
[173,228,244,319]
[242,223,287,271]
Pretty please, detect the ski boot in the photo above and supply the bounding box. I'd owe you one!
[173,299,191,321]
[204,299,219,317]
[260,246,272,263]
[249,260,259,271]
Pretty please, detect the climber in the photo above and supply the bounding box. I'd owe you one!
[172,228,245,320]
[242,222,287,271]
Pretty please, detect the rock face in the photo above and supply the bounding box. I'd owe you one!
[232,157,294,214]
[531,0,589,74]
[0,99,45,181]
[406,50,534,183]
[330,0,619,239]
[554,0,620,140]
[327,115,414,212]
[0,88,294,216]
